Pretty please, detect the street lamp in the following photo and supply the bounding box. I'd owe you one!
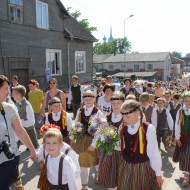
[124,14,134,78]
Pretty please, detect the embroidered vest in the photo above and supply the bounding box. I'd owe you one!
[48,110,68,137]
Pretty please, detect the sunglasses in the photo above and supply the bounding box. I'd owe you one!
[49,82,56,84]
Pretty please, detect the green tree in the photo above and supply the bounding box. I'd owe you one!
[171,51,182,59]
[67,7,97,34]
[93,37,131,55]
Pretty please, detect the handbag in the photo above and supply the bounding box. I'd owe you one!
[37,149,49,190]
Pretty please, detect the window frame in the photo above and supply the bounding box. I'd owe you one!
[9,0,23,24]
[36,0,49,30]
[134,64,140,71]
[147,63,153,71]
[75,51,86,74]
[46,49,62,76]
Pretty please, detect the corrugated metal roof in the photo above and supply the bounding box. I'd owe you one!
[112,71,157,77]
[102,52,170,63]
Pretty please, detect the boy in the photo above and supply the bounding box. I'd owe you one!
[43,128,77,189]
[163,90,172,109]
[139,92,157,128]
[156,98,173,151]
[12,85,39,149]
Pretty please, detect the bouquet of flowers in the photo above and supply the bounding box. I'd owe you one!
[39,124,60,136]
[69,122,86,140]
[96,124,120,155]
[87,115,107,136]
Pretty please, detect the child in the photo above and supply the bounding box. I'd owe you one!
[43,128,77,189]
[45,97,72,144]
[173,92,190,187]
[149,94,157,108]
[168,93,182,142]
[119,100,163,190]
[163,90,172,109]
[74,90,103,190]
[98,91,124,189]
[156,98,173,151]
[139,92,157,128]
[12,85,39,149]
[37,124,80,181]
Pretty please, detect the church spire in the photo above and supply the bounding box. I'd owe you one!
[108,26,113,42]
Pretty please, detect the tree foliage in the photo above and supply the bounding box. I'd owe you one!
[93,37,131,55]
[67,7,97,34]
[171,51,182,59]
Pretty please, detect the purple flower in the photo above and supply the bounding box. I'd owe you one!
[88,127,96,136]
[104,135,112,143]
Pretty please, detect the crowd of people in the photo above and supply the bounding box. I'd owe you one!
[0,73,190,190]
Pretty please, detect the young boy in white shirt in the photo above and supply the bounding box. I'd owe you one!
[43,128,77,190]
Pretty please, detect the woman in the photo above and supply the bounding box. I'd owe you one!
[0,75,37,190]
[40,78,66,117]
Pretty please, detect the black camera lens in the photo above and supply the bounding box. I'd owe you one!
[1,141,15,159]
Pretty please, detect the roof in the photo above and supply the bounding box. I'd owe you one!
[102,52,171,63]
[64,17,97,42]
[112,71,157,78]
[93,54,112,64]
[56,0,70,17]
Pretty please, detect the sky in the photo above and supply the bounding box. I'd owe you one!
[61,0,190,57]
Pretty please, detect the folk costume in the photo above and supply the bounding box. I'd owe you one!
[98,111,122,188]
[118,121,161,190]
[45,110,72,144]
[173,107,190,173]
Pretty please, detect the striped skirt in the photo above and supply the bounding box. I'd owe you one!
[98,150,122,188]
[74,134,99,167]
[118,159,160,190]
[173,134,190,172]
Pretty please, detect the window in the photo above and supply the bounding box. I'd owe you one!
[109,65,114,70]
[75,51,86,73]
[121,64,126,70]
[46,49,62,76]
[147,64,153,70]
[134,64,140,71]
[9,0,23,23]
[36,0,49,29]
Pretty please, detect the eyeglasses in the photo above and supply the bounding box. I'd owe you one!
[49,82,56,84]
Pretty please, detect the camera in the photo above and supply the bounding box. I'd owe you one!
[0,140,15,159]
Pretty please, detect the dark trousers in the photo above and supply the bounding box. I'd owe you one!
[0,156,19,190]
[157,130,168,148]
[72,102,81,120]
[25,126,39,149]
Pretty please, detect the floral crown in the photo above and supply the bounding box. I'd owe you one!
[39,124,60,136]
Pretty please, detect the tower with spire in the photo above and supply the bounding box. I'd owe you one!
[103,35,107,42]
[108,26,113,42]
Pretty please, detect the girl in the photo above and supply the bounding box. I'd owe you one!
[74,90,103,190]
[98,91,124,189]
[43,128,77,190]
[45,97,72,144]
[173,91,190,187]
[119,100,163,190]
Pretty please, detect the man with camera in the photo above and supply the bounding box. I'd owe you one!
[0,75,37,190]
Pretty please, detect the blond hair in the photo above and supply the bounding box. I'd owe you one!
[43,128,63,144]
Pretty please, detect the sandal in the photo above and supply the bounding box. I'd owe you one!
[81,185,88,190]
[94,172,99,184]
[182,177,190,187]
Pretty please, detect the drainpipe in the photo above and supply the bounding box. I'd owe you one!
[67,42,71,88]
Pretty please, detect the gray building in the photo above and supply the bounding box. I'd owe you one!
[0,0,96,90]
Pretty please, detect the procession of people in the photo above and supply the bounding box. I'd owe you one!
[0,73,190,190]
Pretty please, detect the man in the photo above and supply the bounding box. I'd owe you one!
[10,75,19,102]
[67,75,84,119]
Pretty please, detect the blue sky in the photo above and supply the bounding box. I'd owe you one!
[61,0,190,56]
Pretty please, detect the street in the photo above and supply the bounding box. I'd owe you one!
[15,138,187,190]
